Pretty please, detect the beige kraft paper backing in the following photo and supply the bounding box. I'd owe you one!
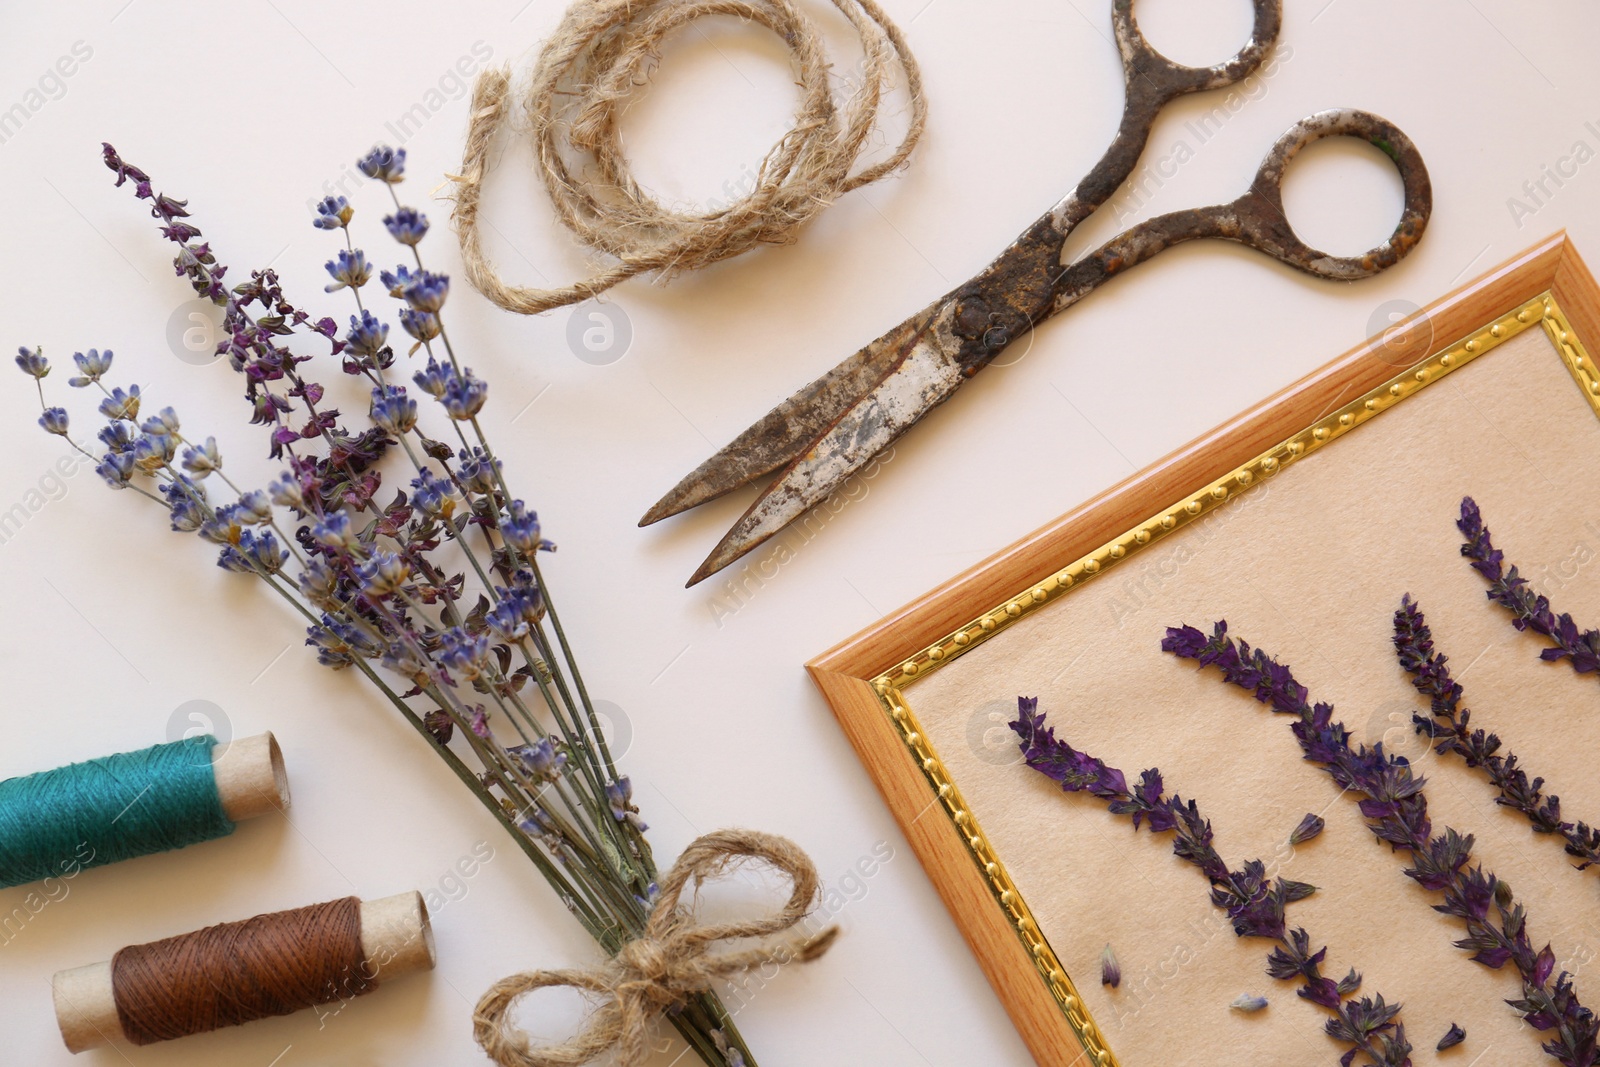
[907,325,1600,1065]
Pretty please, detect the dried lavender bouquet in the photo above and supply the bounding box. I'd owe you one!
[1394,596,1600,873]
[16,144,760,1067]
[1011,698,1412,1066]
[1166,622,1600,1066]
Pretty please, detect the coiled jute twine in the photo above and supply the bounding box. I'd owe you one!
[450,0,927,315]
[473,829,839,1066]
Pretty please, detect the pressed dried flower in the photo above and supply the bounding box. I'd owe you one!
[1231,994,1269,1013]
[1394,596,1600,872]
[1100,943,1122,989]
[1437,1023,1465,1050]
[1166,621,1598,1067]
[1013,698,1410,1067]
[1289,813,1325,846]
[1459,497,1600,679]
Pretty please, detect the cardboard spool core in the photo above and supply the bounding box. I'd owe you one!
[51,891,434,1053]
[211,731,290,821]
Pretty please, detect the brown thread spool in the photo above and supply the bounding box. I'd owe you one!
[51,891,434,1053]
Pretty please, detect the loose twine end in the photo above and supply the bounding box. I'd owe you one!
[450,0,927,318]
[473,829,840,1067]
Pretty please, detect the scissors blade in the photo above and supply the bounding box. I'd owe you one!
[685,320,965,586]
[639,300,945,526]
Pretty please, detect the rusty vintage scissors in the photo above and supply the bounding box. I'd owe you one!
[643,0,1432,586]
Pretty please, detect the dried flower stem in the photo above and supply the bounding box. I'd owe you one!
[18,144,752,1067]
[1166,622,1599,1066]
[1011,698,1412,1067]
[1459,497,1600,679]
[1394,596,1600,872]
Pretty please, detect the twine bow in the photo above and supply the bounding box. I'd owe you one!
[474,829,840,1067]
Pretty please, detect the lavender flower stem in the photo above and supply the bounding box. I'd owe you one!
[1011,699,1412,1067]
[1459,497,1600,679]
[1394,597,1600,873]
[510,630,637,866]
[51,145,755,1067]
[402,190,736,1067]
[1166,622,1600,1066]
[386,537,636,909]
[255,567,612,936]
[523,566,652,868]
[532,557,624,782]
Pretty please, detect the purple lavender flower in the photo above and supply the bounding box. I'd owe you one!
[130,432,177,473]
[313,195,352,230]
[384,207,428,246]
[238,529,288,575]
[399,308,440,346]
[356,550,409,597]
[1013,697,1410,1066]
[412,357,451,399]
[607,777,648,832]
[38,407,69,435]
[509,738,567,781]
[1459,497,1600,679]
[234,490,271,525]
[68,348,112,387]
[15,347,48,379]
[141,406,180,436]
[1394,596,1600,871]
[1289,813,1325,846]
[398,269,449,313]
[369,385,418,435]
[1099,944,1121,989]
[457,447,501,495]
[97,384,140,421]
[307,614,376,669]
[98,420,136,453]
[324,248,372,293]
[487,598,532,641]
[437,626,490,680]
[1438,1023,1466,1051]
[501,502,543,555]
[344,310,390,359]
[198,503,247,546]
[268,471,305,512]
[180,436,222,477]
[296,557,338,607]
[95,451,135,489]
[1166,622,1600,1067]
[357,145,406,183]
[163,484,206,532]
[407,469,453,519]
[311,511,359,552]
[518,808,564,853]
[494,579,545,627]
[217,544,254,573]
[379,264,418,299]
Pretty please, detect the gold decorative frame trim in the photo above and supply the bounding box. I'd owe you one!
[865,291,1590,1067]
[810,236,1600,1067]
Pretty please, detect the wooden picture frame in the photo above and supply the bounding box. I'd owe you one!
[807,232,1600,1066]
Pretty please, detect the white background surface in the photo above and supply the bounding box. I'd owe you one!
[3,1,1599,1065]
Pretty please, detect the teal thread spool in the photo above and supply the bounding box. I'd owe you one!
[0,733,288,889]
